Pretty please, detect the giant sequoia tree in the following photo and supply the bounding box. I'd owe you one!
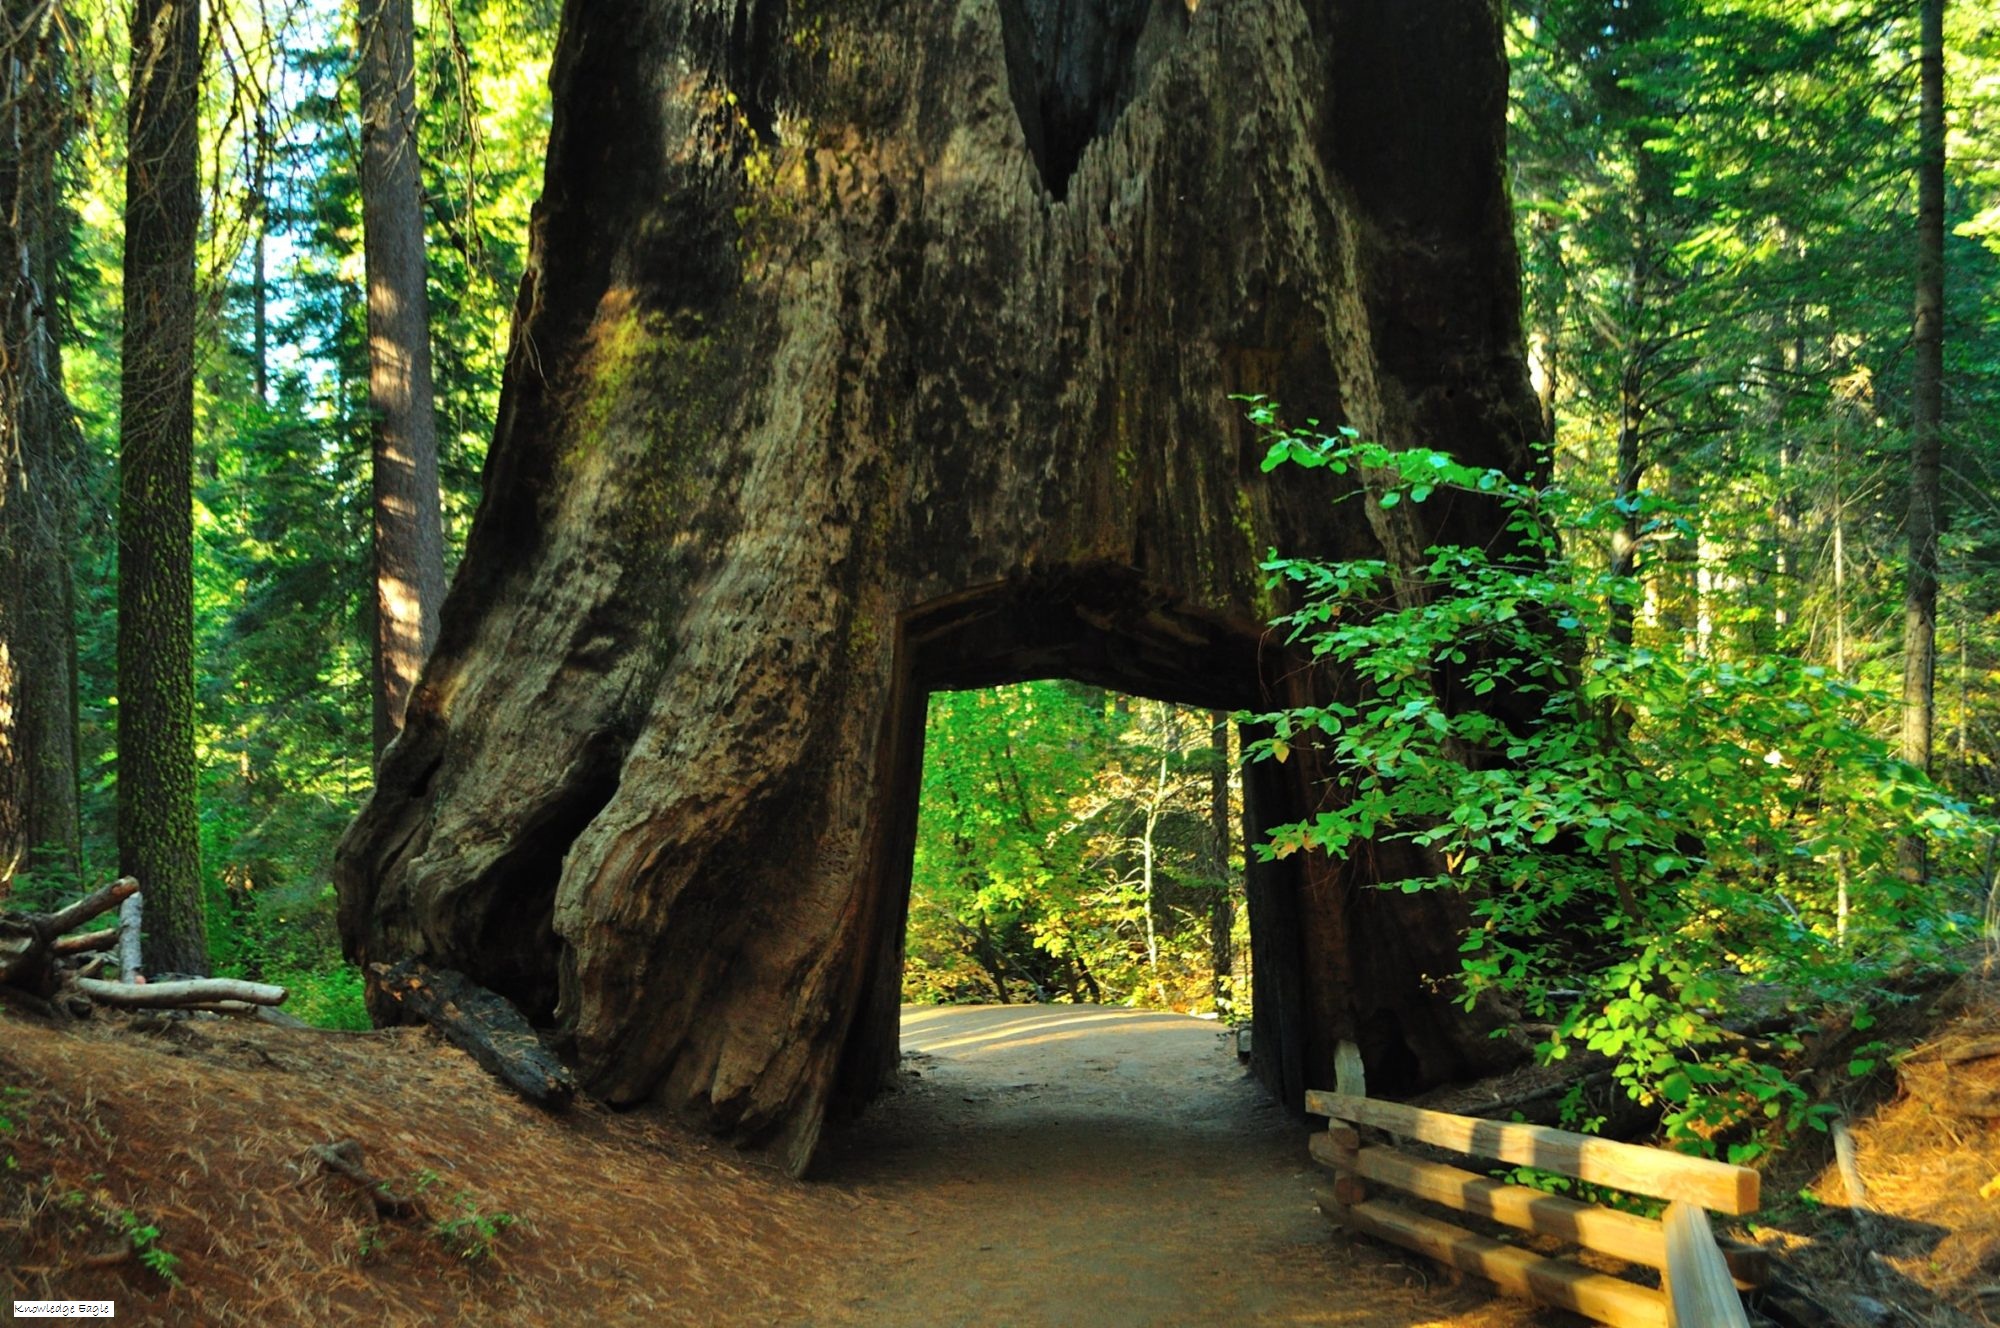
[338,0,1542,1170]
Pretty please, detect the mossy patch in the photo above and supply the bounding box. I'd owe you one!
[559,293,742,631]
[1235,490,1279,622]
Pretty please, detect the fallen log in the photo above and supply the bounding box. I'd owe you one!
[45,878,142,936]
[1,915,53,991]
[370,959,577,1110]
[71,976,288,1009]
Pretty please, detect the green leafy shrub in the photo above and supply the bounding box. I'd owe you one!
[1241,402,1991,1150]
[118,1210,183,1285]
[269,962,371,1030]
[0,1085,26,1172]
[413,1171,518,1263]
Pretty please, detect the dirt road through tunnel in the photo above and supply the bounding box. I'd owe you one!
[813,1005,1553,1327]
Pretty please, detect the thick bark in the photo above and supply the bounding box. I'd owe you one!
[1901,0,1945,879]
[338,0,1542,1172]
[118,0,207,974]
[0,0,82,888]
[358,0,446,760]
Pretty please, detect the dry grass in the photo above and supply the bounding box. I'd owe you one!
[1751,972,2000,1328]
[0,1009,878,1326]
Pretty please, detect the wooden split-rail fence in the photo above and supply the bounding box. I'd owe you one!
[1308,1050,1763,1328]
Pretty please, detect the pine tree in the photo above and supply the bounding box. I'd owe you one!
[118,0,207,972]
[0,0,83,889]
[358,0,446,760]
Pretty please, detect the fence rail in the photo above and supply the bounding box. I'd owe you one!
[1307,1055,1758,1328]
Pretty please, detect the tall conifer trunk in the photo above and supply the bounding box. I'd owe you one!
[358,0,446,760]
[1902,0,1945,879]
[0,0,82,888]
[118,0,206,971]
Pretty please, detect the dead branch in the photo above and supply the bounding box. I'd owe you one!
[1,878,141,993]
[51,928,118,955]
[71,976,287,1008]
[309,1140,420,1218]
[44,877,141,935]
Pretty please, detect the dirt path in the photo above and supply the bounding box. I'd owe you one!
[812,1005,1547,1327]
[4,1002,1560,1326]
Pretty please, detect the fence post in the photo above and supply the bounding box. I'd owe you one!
[1662,1201,1750,1328]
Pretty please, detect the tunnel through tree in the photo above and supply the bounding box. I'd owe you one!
[335,0,1544,1172]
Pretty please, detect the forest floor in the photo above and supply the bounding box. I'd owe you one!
[2,988,1997,1326]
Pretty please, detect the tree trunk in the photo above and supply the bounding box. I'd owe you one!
[0,0,82,889]
[118,0,207,974]
[1901,0,1945,881]
[358,0,446,761]
[1904,1,1945,756]
[251,110,270,407]
[336,0,1542,1172]
[1610,273,1645,650]
[1207,711,1233,1009]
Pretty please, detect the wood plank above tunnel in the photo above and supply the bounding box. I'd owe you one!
[334,0,1542,1173]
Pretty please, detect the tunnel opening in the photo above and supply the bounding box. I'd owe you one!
[831,564,1318,1121]
[900,680,1245,1018]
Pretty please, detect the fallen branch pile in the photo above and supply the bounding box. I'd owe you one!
[0,877,287,1014]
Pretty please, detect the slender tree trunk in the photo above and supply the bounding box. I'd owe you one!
[1832,424,1848,678]
[251,114,269,407]
[1207,712,1233,1009]
[358,0,445,761]
[1141,793,1160,982]
[1901,0,1945,879]
[1834,423,1852,943]
[0,0,82,889]
[118,0,207,972]
[1610,318,1644,649]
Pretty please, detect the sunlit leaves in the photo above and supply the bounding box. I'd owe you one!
[1243,420,1994,1150]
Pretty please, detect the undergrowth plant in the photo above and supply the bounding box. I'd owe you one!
[118,1209,182,1285]
[414,1170,517,1263]
[1241,402,1991,1155]
[0,1085,25,1172]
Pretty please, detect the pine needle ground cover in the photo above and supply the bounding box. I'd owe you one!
[0,1012,868,1325]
